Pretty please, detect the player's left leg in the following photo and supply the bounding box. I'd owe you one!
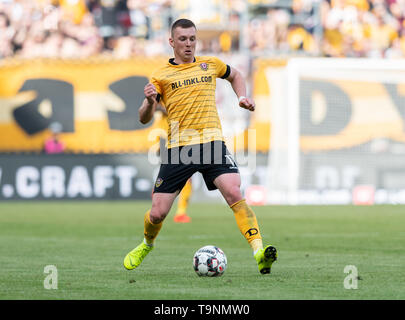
[213,173,277,274]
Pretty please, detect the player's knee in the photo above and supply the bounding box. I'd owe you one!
[150,202,170,223]
[149,209,167,224]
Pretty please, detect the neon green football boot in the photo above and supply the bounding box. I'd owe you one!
[123,242,154,270]
[254,245,277,274]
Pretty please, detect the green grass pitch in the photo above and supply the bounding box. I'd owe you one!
[0,201,404,300]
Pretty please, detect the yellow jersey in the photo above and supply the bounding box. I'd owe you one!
[151,56,230,148]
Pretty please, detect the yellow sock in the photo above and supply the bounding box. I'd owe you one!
[143,210,162,245]
[176,179,192,216]
[230,199,263,252]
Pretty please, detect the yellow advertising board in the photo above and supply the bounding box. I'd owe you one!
[0,56,174,153]
[0,56,277,154]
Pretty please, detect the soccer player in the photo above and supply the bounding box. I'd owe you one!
[124,18,277,274]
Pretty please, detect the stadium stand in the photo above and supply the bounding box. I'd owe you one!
[0,0,404,59]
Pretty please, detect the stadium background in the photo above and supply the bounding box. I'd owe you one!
[1,0,405,205]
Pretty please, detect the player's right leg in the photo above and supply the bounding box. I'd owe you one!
[124,192,177,270]
[124,154,196,271]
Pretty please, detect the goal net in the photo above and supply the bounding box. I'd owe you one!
[265,58,405,205]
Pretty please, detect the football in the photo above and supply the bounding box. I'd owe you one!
[193,245,227,277]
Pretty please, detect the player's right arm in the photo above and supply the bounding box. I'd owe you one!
[139,83,158,124]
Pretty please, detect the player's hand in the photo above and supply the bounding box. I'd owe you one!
[239,97,255,112]
[144,83,157,104]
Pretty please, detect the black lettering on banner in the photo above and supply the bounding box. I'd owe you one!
[384,83,405,131]
[107,76,150,130]
[11,75,200,135]
[13,79,74,134]
[300,80,352,135]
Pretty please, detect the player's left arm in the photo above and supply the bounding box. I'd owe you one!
[225,66,255,112]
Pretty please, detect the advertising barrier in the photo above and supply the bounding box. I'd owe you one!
[0,154,154,200]
[0,56,271,154]
[0,153,269,201]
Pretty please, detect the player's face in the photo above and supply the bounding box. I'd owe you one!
[170,27,196,63]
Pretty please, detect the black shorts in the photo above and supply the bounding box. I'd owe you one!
[153,140,239,193]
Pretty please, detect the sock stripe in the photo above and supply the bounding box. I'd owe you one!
[230,198,246,209]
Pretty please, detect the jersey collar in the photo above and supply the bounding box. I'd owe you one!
[169,57,196,65]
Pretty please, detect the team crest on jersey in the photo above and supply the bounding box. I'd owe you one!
[155,178,163,188]
[199,63,208,71]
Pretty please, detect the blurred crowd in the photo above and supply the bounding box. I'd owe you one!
[246,0,405,58]
[0,0,404,59]
[0,0,172,59]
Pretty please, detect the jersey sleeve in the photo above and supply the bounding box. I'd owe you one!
[150,71,163,96]
[150,71,163,103]
[212,57,231,79]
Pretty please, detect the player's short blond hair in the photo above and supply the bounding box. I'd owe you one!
[171,19,196,37]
